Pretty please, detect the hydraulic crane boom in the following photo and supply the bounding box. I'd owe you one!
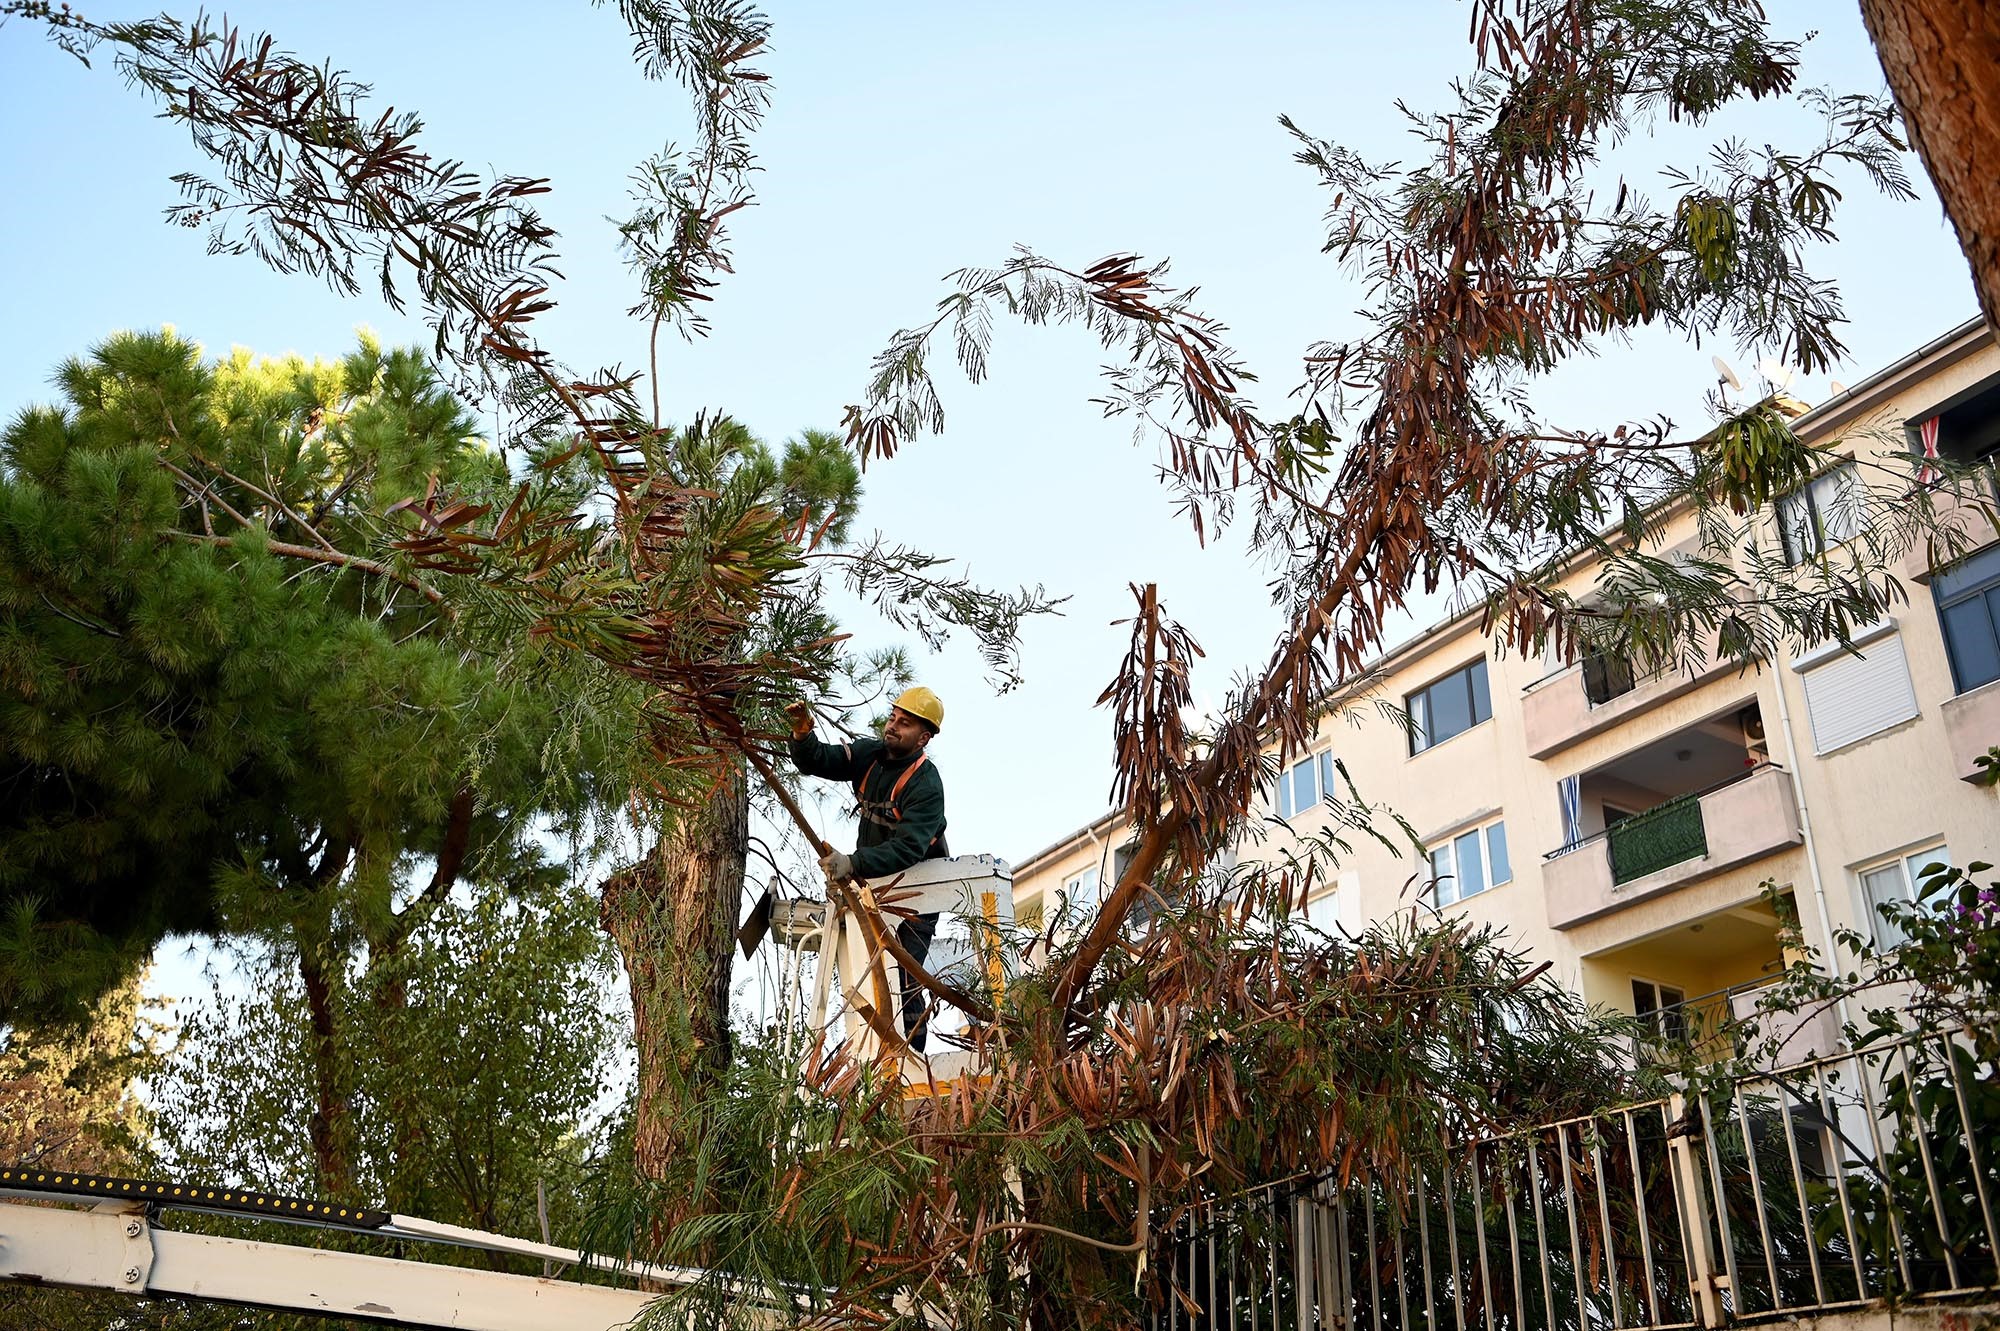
[0,1164,772,1330]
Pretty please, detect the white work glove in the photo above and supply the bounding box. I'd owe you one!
[819,850,854,883]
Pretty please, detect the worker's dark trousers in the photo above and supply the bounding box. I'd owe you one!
[896,912,939,1052]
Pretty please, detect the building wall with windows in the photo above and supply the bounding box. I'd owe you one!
[1010,320,2000,1042]
[1766,320,2000,965]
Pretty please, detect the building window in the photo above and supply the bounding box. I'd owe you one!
[1795,623,1919,753]
[1427,819,1511,907]
[1060,867,1100,914]
[1274,750,1337,819]
[1295,870,1359,933]
[1935,544,2000,695]
[1632,978,1688,1041]
[1777,461,1862,565]
[1408,658,1492,754]
[1859,844,1950,950]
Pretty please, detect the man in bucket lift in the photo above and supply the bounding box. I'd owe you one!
[786,687,948,1051]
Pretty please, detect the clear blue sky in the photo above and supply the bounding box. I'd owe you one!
[0,1,1979,877]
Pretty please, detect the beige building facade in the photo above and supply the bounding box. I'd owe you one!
[1012,319,2000,1048]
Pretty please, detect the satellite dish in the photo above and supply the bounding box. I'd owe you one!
[1829,379,1849,395]
[1757,357,1796,390]
[1712,356,1742,391]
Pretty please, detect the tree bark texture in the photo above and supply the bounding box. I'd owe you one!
[1860,0,2000,329]
[600,771,750,1183]
[297,946,355,1200]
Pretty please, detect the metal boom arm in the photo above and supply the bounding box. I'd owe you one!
[0,1164,795,1330]
[1,1201,656,1331]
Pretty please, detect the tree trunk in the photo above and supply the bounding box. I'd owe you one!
[366,790,471,1214]
[1860,0,2000,328]
[600,769,750,1184]
[297,945,355,1199]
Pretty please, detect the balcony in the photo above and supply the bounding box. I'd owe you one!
[1521,645,1742,760]
[1940,676,2000,783]
[1893,459,2000,585]
[1624,972,1844,1071]
[1545,763,1802,930]
[1893,378,2000,583]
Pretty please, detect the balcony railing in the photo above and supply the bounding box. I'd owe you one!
[1628,973,1843,1071]
[1581,650,1675,707]
[1150,1023,1999,1331]
[1608,792,1709,884]
[1543,765,1801,931]
[1940,676,2000,784]
[1519,647,1745,761]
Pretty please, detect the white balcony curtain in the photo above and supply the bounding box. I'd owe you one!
[1558,774,1582,850]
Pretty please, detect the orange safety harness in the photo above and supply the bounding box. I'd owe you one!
[852,753,946,860]
[853,752,929,825]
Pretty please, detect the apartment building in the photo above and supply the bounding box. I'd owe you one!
[1012,319,2000,1048]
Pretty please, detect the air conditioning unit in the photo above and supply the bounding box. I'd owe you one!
[1739,705,1770,763]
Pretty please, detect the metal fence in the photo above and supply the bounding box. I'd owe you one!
[1150,1024,1998,1331]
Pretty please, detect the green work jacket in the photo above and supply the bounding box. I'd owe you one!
[789,732,948,880]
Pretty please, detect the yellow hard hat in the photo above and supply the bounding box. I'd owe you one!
[892,686,944,732]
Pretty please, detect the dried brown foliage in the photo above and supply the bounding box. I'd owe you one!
[13,4,1981,1328]
[615,867,1638,1331]
[841,0,1928,1034]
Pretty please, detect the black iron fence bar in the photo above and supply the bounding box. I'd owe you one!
[1207,1202,1219,1331]
[1780,1068,1831,1309]
[1417,1172,1438,1331]
[1335,1185,1353,1331]
[1854,1044,1917,1294]
[1527,1136,1559,1330]
[1625,1106,1662,1327]
[1502,1141,1528,1331]
[1556,1123,1588,1330]
[1268,1189,1279,1331]
[1393,1190,1411,1331]
[1365,1180,1382,1331]
[1469,1143,1497,1331]
[1293,1192,1307,1331]
[1231,1194,1243,1331]
[1442,1156,1464,1331]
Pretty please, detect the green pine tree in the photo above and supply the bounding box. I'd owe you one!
[0,329,632,1195]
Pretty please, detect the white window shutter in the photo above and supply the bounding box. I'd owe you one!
[1800,632,1918,752]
